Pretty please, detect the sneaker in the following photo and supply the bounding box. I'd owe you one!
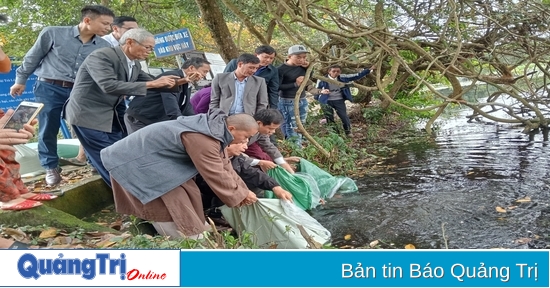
[45,167,62,186]
[207,207,223,219]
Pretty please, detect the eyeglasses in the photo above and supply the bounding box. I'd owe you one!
[133,40,154,51]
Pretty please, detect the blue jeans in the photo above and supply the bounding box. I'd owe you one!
[33,81,72,169]
[72,125,123,187]
[278,98,308,147]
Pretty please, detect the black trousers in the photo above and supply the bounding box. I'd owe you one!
[322,99,351,134]
[197,174,262,211]
[197,174,225,210]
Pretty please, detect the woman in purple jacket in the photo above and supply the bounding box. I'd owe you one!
[190,85,212,114]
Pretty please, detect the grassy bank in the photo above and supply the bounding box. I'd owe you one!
[278,101,433,178]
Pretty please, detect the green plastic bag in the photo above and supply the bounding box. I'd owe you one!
[265,166,321,210]
[298,158,358,199]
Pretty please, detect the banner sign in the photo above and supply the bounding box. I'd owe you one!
[153,28,195,58]
[0,65,37,111]
[0,249,548,287]
[179,250,547,287]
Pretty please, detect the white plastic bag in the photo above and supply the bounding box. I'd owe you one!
[220,199,331,249]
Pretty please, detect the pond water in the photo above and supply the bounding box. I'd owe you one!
[312,108,550,249]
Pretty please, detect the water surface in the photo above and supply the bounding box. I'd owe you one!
[313,110,550,249]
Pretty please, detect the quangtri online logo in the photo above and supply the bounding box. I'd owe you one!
[17,252,168,281]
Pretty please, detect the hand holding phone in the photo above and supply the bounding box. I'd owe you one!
[0,106,38,151]
[1,101,43,130]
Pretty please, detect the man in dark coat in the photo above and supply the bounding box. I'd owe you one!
[198,141,293,225]
[124,57,211,133]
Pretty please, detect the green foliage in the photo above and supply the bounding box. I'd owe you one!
[390,90,439,120]
[279,132,361,175]
[114,230,259,249]
[362,107,385,123]
[382,73,443,121]
[399,50,417,62]
[68,228,86,240]
[0,0,216,63]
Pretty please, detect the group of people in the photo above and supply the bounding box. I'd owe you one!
[0,4,372,240]
[192,44,374,145]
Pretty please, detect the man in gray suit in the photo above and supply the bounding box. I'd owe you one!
[209,53,268,116]
[64,28,179,186]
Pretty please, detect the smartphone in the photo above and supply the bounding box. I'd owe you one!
[1,101,44,130]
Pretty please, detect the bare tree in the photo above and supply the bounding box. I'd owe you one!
[234,0,550,134]
[195,0,240,61]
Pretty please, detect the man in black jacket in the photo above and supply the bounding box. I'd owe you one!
[198,141,293,225]
[124,57,211,134]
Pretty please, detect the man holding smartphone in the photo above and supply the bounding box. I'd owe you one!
[9,5,115,186]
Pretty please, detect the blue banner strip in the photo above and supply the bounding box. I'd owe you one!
[0,65,36,111]
[179,250,548,287]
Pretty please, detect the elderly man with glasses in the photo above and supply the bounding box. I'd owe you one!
[64,28,180,187]
[64,16,140,169]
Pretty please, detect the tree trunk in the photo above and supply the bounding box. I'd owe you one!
[194,0,239,62]
[100,0,109,7]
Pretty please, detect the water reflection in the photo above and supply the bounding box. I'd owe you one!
[312,109,550,249]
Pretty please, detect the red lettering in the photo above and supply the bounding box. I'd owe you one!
[126,269,167,280]
[126,269,139,280]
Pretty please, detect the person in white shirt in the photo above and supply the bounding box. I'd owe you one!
[104,16,141,110]
[102,16,138,47]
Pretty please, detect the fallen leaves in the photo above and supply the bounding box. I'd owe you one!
[494,196,533,214]
[369,240,379,248]
[2,228,27,241]
[96,239,116,248]
[39,228,58,239]
[495,206,507,213]
[1,226,133,249]
[514,238,531,245]
[50,236,76,245]
[110,220,123,231]
[26,166,96,191]
[515,196,531,203]
[344,234,352,241]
